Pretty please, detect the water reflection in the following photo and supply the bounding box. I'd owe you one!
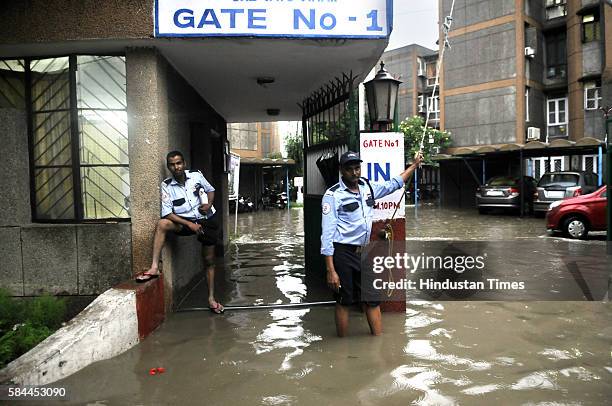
[252,309,322,372]
[219,209,328,307]
[384,300,612,404]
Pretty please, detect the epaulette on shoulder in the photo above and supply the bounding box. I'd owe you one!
[163,178,172,185]
[324,183,340,196]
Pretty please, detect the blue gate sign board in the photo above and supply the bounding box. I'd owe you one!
[155,0,392,38]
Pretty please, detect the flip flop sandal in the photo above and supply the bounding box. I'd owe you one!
[135,272,161,283]
[209,303,225,314]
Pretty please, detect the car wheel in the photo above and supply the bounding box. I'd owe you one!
[563,216,588,239]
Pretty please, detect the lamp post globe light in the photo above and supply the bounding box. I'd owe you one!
[364,61,402,131]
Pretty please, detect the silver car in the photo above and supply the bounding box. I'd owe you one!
[533,171,599,215]
[476,176,537,214]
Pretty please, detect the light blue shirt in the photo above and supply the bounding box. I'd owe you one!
[320,175,404,256]
[160,169,216,220]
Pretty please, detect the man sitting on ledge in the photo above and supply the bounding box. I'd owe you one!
[135,150,224,314]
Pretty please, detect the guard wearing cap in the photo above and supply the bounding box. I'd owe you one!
[321,150,422,337]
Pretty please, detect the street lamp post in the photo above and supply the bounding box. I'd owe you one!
[363,61,407,312]
[364,62,402,132]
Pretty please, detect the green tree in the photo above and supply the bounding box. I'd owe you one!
[284,132,304,176]
[266,151,283,159]
[399,116,452,165]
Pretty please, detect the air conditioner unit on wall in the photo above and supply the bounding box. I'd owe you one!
[527,127,541,141]
[524,47,536,58]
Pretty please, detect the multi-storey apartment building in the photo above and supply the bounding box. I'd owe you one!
[437,0,610,207]
[378,44,440,127]
[228,122,281,159]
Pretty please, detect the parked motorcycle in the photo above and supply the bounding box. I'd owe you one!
[229,195,256,213]
[241,196,255,212]
[260,187,276,210]
[276,191,288,209]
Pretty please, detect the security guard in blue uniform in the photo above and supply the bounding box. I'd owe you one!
[321,151,422,336]
[136,150,224,314]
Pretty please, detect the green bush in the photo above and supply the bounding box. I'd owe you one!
[24,294,66,330]
[0,290,22,335]
[0,289,66,369]
[0,323,53,368]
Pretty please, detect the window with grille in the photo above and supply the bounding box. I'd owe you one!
[426,96,439,121]
[582,155,598,175]
[22,56,130,222]
[0,60,25,109]
[532,158,546,180]
[582,13,600,43]
[584,82,601,110]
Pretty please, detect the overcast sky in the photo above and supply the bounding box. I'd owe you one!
[386,1,439,51]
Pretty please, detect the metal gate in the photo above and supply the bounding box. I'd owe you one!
[300,72,359,277]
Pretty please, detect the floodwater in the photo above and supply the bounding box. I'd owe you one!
[41,206,611,405]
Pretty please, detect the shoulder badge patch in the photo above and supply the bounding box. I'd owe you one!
[161,190,170,203]
[322,202,331,215]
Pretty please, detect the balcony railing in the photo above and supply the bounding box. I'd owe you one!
[546,64,566,80]
[546,4,567,20]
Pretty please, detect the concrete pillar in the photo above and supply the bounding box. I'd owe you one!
[567,0,585,142]
[0,108,30,226]
[125,48,172,309]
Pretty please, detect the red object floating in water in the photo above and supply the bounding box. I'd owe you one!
[156,367,166,373]
[149,368,157,375]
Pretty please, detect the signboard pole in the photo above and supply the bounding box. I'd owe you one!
[360,132,406,312]
[228,153,240,235]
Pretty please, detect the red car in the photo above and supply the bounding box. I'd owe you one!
[546,185,607,239]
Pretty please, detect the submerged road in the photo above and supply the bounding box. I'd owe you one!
[42,206,611,405]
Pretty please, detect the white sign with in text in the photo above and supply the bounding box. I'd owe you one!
[360,132,405,221]
[155,0,391,38]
